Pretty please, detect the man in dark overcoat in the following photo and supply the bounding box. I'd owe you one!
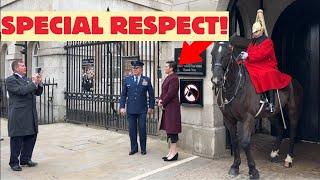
[6,59,43,171]
[120,60,155,155]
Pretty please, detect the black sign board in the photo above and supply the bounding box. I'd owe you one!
[180,79,203,107]
[174,48,206,76]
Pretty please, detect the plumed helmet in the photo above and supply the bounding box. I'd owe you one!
[252,9,268,36]
[252,21,263,33]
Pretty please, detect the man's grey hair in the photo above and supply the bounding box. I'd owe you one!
[11,59,24,72]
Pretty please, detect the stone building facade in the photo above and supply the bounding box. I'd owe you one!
[1,0,319,158]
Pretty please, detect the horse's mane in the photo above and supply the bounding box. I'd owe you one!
[230,34,250,48]
[229,34,250,52]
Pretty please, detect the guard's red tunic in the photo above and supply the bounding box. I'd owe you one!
[244,38,292,93]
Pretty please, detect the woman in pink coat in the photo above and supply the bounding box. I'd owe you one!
[158,61,181,161]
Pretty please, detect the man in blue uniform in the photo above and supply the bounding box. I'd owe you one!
[120,60,155,155]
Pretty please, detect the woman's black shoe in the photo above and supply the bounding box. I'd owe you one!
[164,153,178,161]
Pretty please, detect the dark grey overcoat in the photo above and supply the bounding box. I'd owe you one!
[6,74,43,137]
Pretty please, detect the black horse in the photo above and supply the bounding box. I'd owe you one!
[211,36,303,179]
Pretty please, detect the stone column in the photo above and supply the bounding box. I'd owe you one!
[37,42,67,122]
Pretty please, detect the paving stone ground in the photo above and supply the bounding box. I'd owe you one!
[1,119,319,180]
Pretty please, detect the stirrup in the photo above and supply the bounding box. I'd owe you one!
[268,103,275,113]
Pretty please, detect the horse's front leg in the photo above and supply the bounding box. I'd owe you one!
[224,117,241,176]
[270,118,284,162]
[241,114,260,179]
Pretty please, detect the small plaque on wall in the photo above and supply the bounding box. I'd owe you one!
[180,79,203,107]
[174,48,206,76]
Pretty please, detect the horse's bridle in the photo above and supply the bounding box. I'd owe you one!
[213,50,245,108]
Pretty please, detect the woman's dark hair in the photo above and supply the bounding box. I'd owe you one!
[166,61,177,72]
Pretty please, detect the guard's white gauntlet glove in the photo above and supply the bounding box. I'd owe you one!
[240,51,248,60]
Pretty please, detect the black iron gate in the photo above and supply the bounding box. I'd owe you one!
[37,78,58,125]
[0,78,57,125]
[64,41,160,135]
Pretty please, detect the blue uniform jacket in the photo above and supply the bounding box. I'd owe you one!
[120,75,155,114]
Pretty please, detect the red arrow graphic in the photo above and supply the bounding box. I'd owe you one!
[178,41,213,65]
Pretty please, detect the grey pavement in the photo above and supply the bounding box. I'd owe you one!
[1,119,319,180]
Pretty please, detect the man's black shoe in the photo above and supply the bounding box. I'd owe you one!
[129,150,138,155]
[141,151,147,155]
[11,165,22,171]
[20,161,38,167]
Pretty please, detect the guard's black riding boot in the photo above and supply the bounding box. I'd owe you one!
[268,90,275,113]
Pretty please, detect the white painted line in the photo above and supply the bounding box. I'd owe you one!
[128,156,199,180]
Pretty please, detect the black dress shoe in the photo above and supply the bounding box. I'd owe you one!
[141,151,147,155]
[11,165,22,171]
[164,153,178,161]
[20,160,38,167]
[129,150,138,155]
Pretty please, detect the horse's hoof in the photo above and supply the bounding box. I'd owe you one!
[284,154,293,168]
[284,161,292,168]
[228,167,239,176]
[249,168,260,179]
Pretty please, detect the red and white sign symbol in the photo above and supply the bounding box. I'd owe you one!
[184,84,199,102]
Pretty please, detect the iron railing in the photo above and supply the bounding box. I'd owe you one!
[64,41,160,135]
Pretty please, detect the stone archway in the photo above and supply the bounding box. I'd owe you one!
[228,0,319,141]
[272,0,319,142]
[232,0,297,38]
[26,42,40,77]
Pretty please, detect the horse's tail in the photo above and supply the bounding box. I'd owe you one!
[288,79,304,119]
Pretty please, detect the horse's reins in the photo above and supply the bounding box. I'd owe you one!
[214,53,244,109]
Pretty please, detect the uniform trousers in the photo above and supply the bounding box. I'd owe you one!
[127,113,147,152]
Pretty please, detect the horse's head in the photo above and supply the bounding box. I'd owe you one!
[210,41,233,88]
[211,35,250,88]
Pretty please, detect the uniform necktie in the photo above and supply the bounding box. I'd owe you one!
[134,76,138,85]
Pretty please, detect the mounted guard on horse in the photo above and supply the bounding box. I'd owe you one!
[238,10,292,113]
[211,9,303,179]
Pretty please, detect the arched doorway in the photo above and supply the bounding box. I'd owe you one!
[272,0,319,142]
[31,42,40,75]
